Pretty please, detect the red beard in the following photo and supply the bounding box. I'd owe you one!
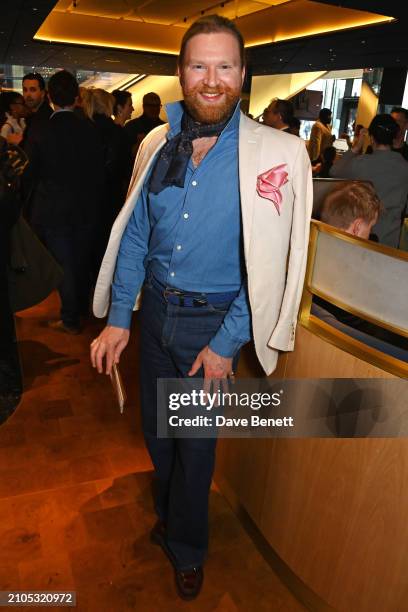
[182,84,241,124]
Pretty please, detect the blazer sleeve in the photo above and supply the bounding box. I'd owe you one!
[267,141,313,352]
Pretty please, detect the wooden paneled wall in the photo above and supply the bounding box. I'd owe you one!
[215,326,407,612]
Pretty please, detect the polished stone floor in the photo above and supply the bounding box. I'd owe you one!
[0,293,304,611]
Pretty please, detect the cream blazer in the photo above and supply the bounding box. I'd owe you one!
[93,113,313,375]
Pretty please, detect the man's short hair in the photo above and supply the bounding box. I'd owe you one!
[142,92,161,106]
[112,89,131,115]
[48,70,79,107]
[319,108,332,123]
[0,90,24,113]
[391,106,408,120]
[321,181,382,229]
[270,98,294,125]
[178,14,245,68]
[22,72,46,90]
[369,114,399,146]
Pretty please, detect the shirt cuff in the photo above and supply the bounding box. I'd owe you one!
[209,327,247,358]
[107,304,133,329]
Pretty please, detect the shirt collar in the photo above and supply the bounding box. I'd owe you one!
[50,108,74,119]
[164,99,241,140]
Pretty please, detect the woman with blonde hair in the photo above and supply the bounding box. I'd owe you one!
[82,88,114,120]
[82,89,131,272]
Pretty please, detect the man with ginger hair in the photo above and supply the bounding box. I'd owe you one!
[321,180,382,239]
[91,15,312,599]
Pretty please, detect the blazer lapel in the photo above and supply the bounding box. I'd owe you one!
[239,114,262,260]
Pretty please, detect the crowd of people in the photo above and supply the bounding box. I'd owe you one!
[1,72,165,334]
[262,95,408,248]
[1,68,407,342]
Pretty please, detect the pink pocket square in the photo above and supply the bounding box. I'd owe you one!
[256,163,288,215]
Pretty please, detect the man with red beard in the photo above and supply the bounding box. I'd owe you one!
[91,15,312,600]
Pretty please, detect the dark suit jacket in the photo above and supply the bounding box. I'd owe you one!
[23,100,53,144]
[24,110,105,228]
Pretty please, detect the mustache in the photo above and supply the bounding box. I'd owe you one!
[183,84,235,97]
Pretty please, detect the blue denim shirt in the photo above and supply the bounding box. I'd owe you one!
[108,100,251,357]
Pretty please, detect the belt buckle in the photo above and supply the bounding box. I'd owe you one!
[193,297,208,308]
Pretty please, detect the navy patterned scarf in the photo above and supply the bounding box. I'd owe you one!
[148,108,232,195]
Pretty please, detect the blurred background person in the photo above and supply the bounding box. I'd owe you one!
[351,122,364,149]
[82,88,132,270]
[73,85,89,121]
[262,98,294,133]
[316,146,337,177]
[330,114,408,248]
[0,91,27,145]
[112,89,134,127]
[308,107,333,163]
[316,180,406,349]
[288,116,301,137]
[0,136,27,420]
[391,106,408,160]
[23,70,105,333]
[22,72,52,143]
[125,91,164,158]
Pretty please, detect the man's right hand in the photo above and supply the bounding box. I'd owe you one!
[90,326,130,375]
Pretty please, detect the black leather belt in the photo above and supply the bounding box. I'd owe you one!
[149,274,239,307]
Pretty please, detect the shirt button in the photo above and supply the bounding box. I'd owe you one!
[183,213,189,219]
[192,180,198,186]
[176,245,182,250]
[170,272,175,277]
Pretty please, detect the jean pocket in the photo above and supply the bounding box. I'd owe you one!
[207,301,231,314]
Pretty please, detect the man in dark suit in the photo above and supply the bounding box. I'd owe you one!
[24,70,105,333]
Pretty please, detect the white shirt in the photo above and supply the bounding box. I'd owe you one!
[0,113,26,138]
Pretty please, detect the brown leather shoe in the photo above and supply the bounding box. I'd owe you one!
[175,566,203,600]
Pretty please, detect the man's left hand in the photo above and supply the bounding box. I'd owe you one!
[188,345,233,379]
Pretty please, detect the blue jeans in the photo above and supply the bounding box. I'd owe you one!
[139,276,239,571]
[33,225,94,327]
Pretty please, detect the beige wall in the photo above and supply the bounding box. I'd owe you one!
[249,71,327,118]
[126,75,182,122]
[355,80,379,145]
